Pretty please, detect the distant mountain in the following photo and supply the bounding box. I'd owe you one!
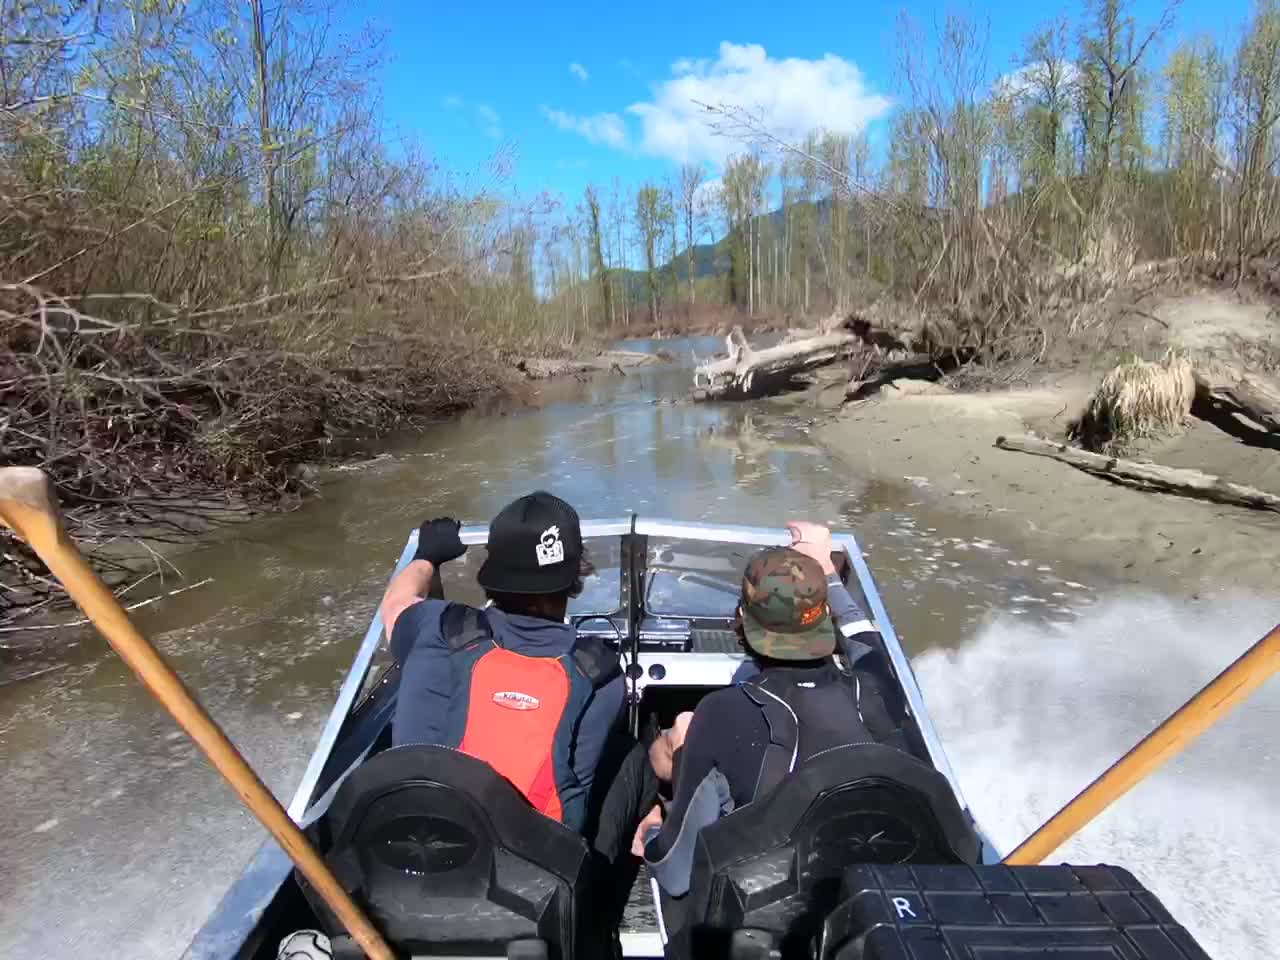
[610,194,850,294]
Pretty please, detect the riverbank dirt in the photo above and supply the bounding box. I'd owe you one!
[815,292,1280,596]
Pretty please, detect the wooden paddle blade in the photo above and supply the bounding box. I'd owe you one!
[0,464,396,959]
[0,465,59,515]
[0,466,69,548]
[1005,620,1280,865]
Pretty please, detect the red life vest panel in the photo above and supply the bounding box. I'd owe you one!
[457,645,573,820]
[439,606,618,828]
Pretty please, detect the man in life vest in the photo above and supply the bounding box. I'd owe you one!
[635,522,905,898]
[379,491,628,837]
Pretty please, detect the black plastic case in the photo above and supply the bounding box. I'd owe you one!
[819,863,1212,959]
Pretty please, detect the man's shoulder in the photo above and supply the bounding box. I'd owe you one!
[389,597,457,662]
[694,685,757,722]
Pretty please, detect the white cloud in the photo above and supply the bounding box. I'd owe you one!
[442,94,463,110]
[475,103,502,140]
[540,106,629,149]
[569,62,589,83]
[993,61,1080,101]
[626,42,891,167]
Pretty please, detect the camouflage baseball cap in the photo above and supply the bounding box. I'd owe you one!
[739,547,835,660]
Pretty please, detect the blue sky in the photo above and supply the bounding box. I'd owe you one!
[344,0,1236,209]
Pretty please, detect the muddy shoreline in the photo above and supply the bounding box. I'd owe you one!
[711,288,1280,597]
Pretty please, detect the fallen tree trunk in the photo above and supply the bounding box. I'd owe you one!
[693,326,856,400]
[845,352,945,400]
[1193,367,1280,433]
[994,433,1280,514]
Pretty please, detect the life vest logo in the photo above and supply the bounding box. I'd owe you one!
[535,525,564,566]
[492,690,541,711]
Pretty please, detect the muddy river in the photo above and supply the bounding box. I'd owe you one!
[1,338,1276,959]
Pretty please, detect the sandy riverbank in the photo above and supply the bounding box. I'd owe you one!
[815,373,1280,596]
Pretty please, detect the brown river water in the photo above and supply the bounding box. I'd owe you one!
[1,337,1276,959]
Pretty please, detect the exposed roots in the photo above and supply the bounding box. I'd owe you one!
[0,284,500,624]
[1069,352,1195,452]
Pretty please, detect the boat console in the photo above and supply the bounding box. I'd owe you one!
[818,863,1210,960]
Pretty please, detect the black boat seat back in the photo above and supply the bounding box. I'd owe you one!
[298,745,593,960]
[681,743,981,959]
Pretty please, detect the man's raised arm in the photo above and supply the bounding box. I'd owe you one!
[786,521,880,648]
[380,518,467,647]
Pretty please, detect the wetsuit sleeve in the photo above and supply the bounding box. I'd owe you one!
[643,697,737,897]
[824,579,907,745]
[827,575,878,640]
[389,597,446,663]
[390,599,453,747]
[853,645,912,741]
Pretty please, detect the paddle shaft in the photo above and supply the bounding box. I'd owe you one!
[0,475,394,960]
[1004,621,1280,865]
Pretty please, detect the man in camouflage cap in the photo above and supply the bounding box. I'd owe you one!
[738,545,837,661]
[636,523,904,907]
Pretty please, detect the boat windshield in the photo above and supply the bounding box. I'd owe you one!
[441,533,757,620]
[450,529,860,627]
[645,537,751,619]
[568,536,622,617]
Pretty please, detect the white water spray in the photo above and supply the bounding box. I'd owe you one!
[914,593,1280,958]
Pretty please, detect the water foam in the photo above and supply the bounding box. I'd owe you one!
[914,593,1280,957]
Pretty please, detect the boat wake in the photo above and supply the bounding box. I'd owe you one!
[914,593,1280,959]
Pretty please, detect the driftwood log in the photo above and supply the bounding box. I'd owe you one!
[1193,367,1280,434]
[693,326,856,400]
[994,434,1280,514]
[845,353,946,400]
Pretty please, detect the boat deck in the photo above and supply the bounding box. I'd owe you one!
[622,867,662,956]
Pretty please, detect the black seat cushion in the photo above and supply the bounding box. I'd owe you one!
[681,744,981,959]
[299,745,594,960]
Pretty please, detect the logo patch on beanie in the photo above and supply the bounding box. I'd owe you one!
[535,525,564,566]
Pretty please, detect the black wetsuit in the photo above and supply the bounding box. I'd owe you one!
[643,577,905,897]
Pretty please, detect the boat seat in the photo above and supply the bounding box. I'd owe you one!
[297,745,598,960]
[672,744,981,960]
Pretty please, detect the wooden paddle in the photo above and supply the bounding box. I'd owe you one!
[1005,620,1280,865]
[0,467,395,960]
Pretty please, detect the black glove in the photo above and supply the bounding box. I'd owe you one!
[414,517,466,567]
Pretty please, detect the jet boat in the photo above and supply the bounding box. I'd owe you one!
[186,519,1210,960]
